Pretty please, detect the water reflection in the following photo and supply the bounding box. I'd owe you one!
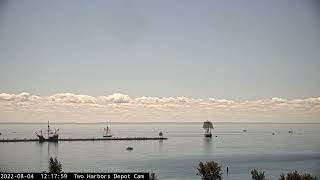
[158,139,164,152]
[203,137,215,154]
[35,142,58,172]
[48,142,59,158]
[35,142,45,171]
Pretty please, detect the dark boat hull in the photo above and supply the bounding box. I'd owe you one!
[48,135,59,142]
[37,135,59,143]
[204,133,212,138]
[37,136,46,143]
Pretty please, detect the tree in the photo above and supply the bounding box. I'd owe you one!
[251,169,266,180]
[48,157,62,173]
[149,172,158,180]
[197,161,222,180]
[279,170,317,180]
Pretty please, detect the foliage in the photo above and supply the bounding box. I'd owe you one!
[251,169,266,180]
[279,171,317,180]
[48,157,62,173]
[197,161,222,180]
[149,172,158,180]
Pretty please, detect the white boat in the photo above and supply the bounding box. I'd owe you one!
[103,126,112,138]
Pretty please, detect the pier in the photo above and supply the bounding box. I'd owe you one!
[0,137,168,143]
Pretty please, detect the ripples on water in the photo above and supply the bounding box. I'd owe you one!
[0,122,319,180]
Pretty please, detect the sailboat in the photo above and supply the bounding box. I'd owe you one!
[103,126,112,138]
[203,120,213,138]
[35,121,59,142]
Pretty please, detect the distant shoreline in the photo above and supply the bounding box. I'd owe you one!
[0,121,319,124]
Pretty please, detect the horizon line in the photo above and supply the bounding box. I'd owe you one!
[0,121,319,124]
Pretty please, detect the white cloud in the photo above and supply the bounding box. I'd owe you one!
[134,96,196,104]
[0,92,319,123]
[0,93,15,101]
[48,93,97,104]
[209,98,234,104]
[98,93,131,103]
[271,97,287,103]
[135,96,161,104]
[305,97,320,105]
[0,92,39,102]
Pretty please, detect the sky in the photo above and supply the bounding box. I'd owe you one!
[0,0,319,123]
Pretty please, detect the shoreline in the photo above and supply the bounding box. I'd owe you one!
[0,122,319,125]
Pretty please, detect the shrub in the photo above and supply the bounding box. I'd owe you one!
[197,161,222,180]
[149,172,158,180]
[48,157,62,173]
[279,170,317,180]
[251,169,266,180]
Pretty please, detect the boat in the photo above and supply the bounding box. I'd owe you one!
[126,147,133,151]
[35,121,59,143]
[243,129,247,132]
[288,130,293,134]
[203,120,213,138]
[103,126,112,138]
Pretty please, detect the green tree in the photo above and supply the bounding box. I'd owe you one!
[197,161,222,180]
[279,170,317,180]
[48,157,62,173]
[251,169,266,180]
[149,172,158,180]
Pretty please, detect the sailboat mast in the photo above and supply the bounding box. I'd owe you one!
[47,121,50,139]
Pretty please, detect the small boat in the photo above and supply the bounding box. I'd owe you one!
[243,130,247,132]
[0,132,2,136]
[272,132,275,135]
[103,126,112,138]
[126,147,133,151]
[203,121,214,138]
[288,130,293,134]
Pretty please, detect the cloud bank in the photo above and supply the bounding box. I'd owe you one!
[0,92,319,123]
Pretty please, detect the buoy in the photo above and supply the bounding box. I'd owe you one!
[126,147,133,151]
[159,131,163,137]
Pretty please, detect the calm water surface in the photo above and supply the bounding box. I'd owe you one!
[0,123,319,180]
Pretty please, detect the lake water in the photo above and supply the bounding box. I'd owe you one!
[0,122,319,179]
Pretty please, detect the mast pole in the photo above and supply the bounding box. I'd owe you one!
[48,121,50,139]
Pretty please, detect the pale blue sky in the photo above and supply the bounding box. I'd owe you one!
[0,0,319,100]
